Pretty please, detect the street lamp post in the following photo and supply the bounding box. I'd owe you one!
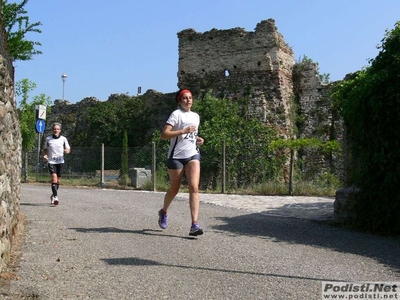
[61,73,67,100]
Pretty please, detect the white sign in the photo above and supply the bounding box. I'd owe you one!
[36,105,47,120]
[322,281,400,299]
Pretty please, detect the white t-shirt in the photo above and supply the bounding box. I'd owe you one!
[44,135,70,164]
[165,108,200,159]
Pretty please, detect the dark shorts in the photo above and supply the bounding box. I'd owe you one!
[166,153,201,170]
[48,163,63,177]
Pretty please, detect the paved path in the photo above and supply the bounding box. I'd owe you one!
[1,184,400,299]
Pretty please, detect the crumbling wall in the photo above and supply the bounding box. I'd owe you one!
[178,19,344,180]
[0,12,21,272]
[177,19,295,137]
[293,62,344,179]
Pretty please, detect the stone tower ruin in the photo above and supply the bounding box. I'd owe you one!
[177,19,295,138]
[177,18,343,180]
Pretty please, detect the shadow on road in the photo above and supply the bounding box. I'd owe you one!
[211,212,400,274]
[100,256,343,283]
[20,202,53,207]
[68,227,196,240]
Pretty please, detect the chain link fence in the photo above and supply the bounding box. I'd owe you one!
[22,142,344,196]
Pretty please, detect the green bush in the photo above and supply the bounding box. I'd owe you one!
[333,22,400,235]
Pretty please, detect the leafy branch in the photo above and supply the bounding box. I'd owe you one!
[1,0,42,61]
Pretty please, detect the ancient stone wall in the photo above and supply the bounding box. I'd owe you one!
[0,12,21,272]
[178,19,295,137]
[178,19,343,178]
[292,61,344,177]
[44,97,100,146]
[44,19,344,181]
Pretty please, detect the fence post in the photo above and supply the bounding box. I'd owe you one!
[152,142,156,192]
[289,149,294,195]
[222,140,226,194]
[101,143,105,187]
[23,151,28,183]
[35,133,42,182]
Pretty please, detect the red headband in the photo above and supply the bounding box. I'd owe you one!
[176,89,192,103]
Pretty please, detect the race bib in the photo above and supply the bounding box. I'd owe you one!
[52,156,63,163]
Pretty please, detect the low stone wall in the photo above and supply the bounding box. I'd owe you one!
[0,15,21,272]
[333,187,360,225]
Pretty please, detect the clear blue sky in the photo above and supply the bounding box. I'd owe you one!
[13,0,400,104]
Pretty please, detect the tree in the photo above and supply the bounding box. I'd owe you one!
[192,93,281,190]
[16,78,51,151]
[1,0,42,61]
[333,21,400,234]
[84,94,151,147]
[295,55,331,83]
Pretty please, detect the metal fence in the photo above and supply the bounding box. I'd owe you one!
[22,142,344,196]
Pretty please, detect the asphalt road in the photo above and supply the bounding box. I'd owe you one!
[2,184,400,299]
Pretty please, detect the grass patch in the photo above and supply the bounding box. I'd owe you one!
[24,172,340,196]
